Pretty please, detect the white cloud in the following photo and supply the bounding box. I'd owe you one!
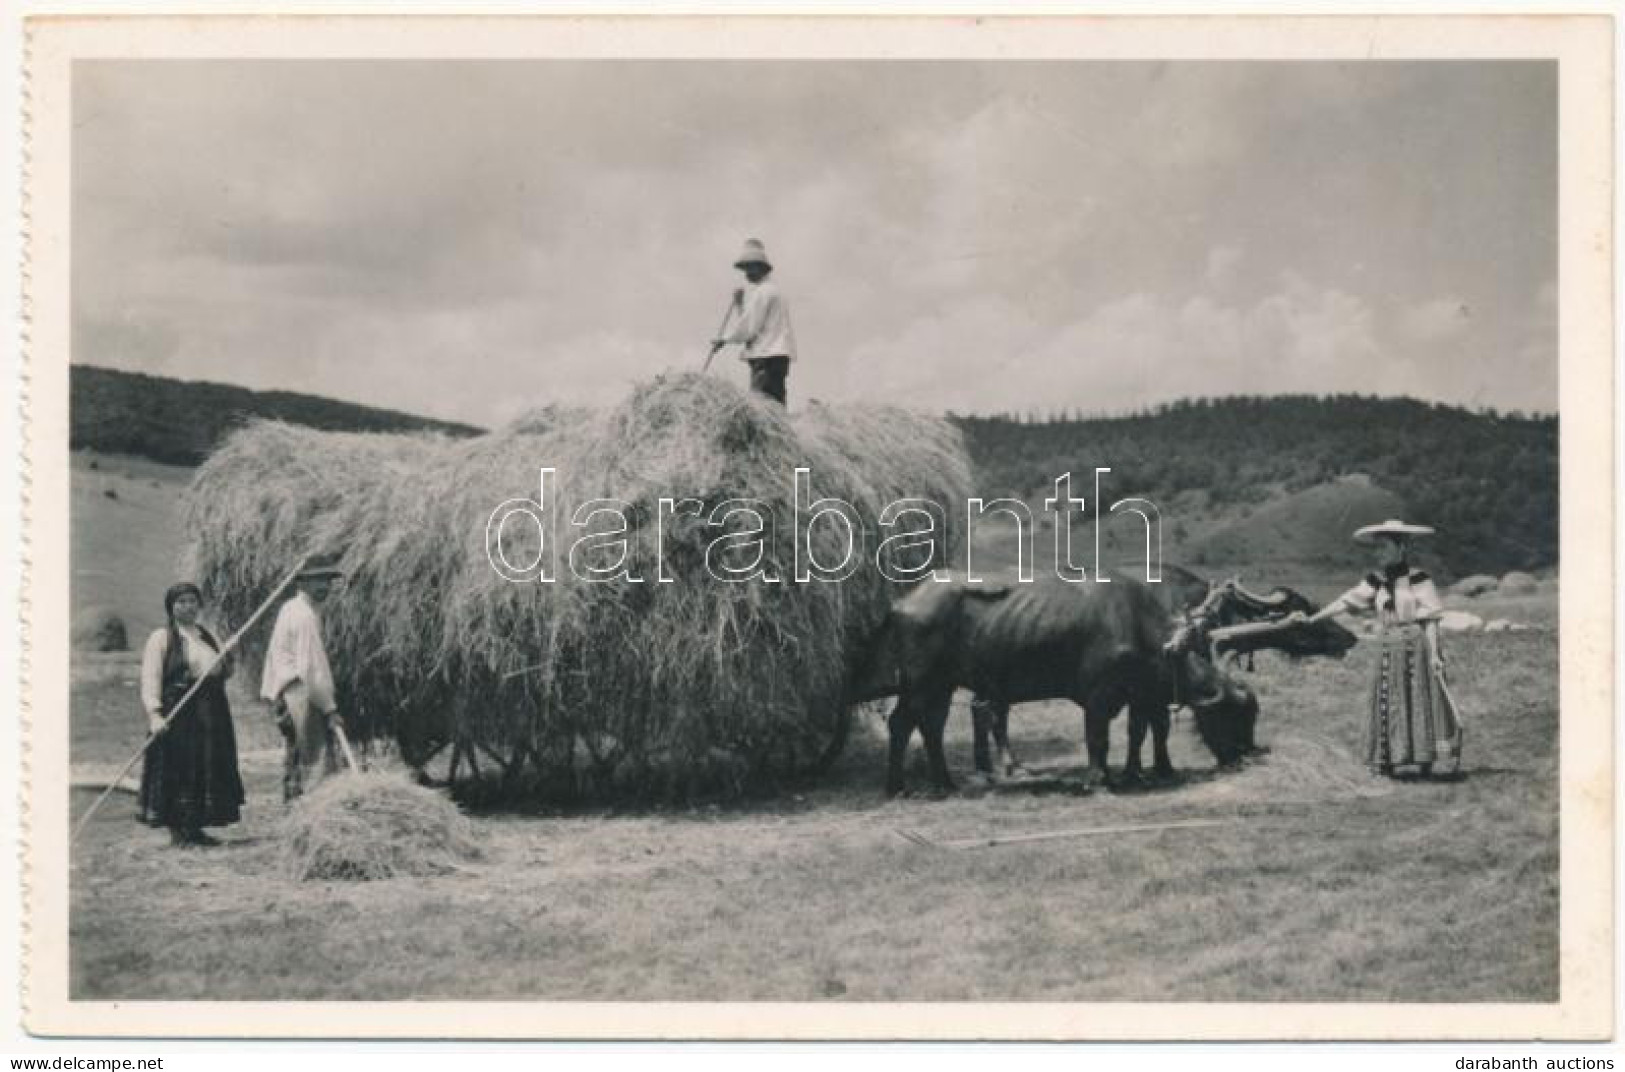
[1399,297,1472,342]
[1510,279,1558,410]
[840,272,1389,415]
[1204,246,1244,290]
[72,61,1557,421]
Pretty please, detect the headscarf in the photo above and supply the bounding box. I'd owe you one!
[160,583,220,693]
[163,581,203,622]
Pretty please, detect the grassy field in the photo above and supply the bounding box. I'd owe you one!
[70,451,191,643]
[66,451,1559,1002]
[70,629,1557,1002]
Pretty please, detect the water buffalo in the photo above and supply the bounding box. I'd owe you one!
[965,565,1356,780]
[850,569,1260,797]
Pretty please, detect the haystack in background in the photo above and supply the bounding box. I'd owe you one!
[187,373,972,802]
[72,606,129,652]
[279,771,482,881]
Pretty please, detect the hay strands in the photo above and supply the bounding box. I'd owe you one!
[896,816,1239,851]
[71,554,310,843]
[187,374,974,804]
[279,770,484,882]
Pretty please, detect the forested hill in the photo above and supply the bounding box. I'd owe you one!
[70,365,482,466]
[954,396,1558,576]
[69,367,1558,576]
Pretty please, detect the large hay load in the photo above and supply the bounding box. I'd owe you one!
[187,373,972,801]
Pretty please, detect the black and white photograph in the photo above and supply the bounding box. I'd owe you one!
[16,13,1614,1043]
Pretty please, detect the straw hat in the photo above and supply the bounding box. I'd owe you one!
[733,238,772,269]
[1353,518,1435,544]
[298,551,346,580]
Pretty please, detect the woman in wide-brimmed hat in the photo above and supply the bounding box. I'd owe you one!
[1295,519,1463,778]
[137,581,245,845]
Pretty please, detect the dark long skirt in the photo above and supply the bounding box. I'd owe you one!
[138,678,245,829]
[1364,626,1462,773]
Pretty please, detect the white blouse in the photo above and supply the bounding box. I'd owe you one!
[139,624,225,714]
[1337,567,1443,626]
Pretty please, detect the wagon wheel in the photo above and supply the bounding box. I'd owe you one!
[403,736,451,785]
[808,702,854,776]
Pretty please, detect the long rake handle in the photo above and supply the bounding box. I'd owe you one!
[1433,665,1467,773]
[701,296,739,373]
[70,555,310,843]
[1433,666,1467,727]
[332,718,362,773]
[904,817,1235,851]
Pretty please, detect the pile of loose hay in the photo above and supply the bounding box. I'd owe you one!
[187,372,972,801]
[279,772,483,881]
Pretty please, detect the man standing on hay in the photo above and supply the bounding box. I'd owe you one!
[710,238,798,405]
[261,552,347,802]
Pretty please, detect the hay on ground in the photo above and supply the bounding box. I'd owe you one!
[279,771,482,881]
[187,372,973,801]
[1183,729,1392,803]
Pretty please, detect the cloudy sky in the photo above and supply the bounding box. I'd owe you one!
[73,60,1556,425]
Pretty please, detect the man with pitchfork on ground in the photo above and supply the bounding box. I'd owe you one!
[710,238,798,406]
[261,551,348,802]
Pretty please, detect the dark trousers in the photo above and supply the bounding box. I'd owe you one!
[748,357,790,405]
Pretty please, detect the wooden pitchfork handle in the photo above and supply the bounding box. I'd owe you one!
[331,715,362,773]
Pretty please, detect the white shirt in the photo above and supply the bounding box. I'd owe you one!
[260,591,337,713]
[1339,567,1443,625]
[139,624,224,714]
[725,278,797,361]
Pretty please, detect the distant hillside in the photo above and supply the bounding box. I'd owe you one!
[69,369,1558,577]
[955,396,1558,577]
[1180,474,1412,576]
[70,365,482,466]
